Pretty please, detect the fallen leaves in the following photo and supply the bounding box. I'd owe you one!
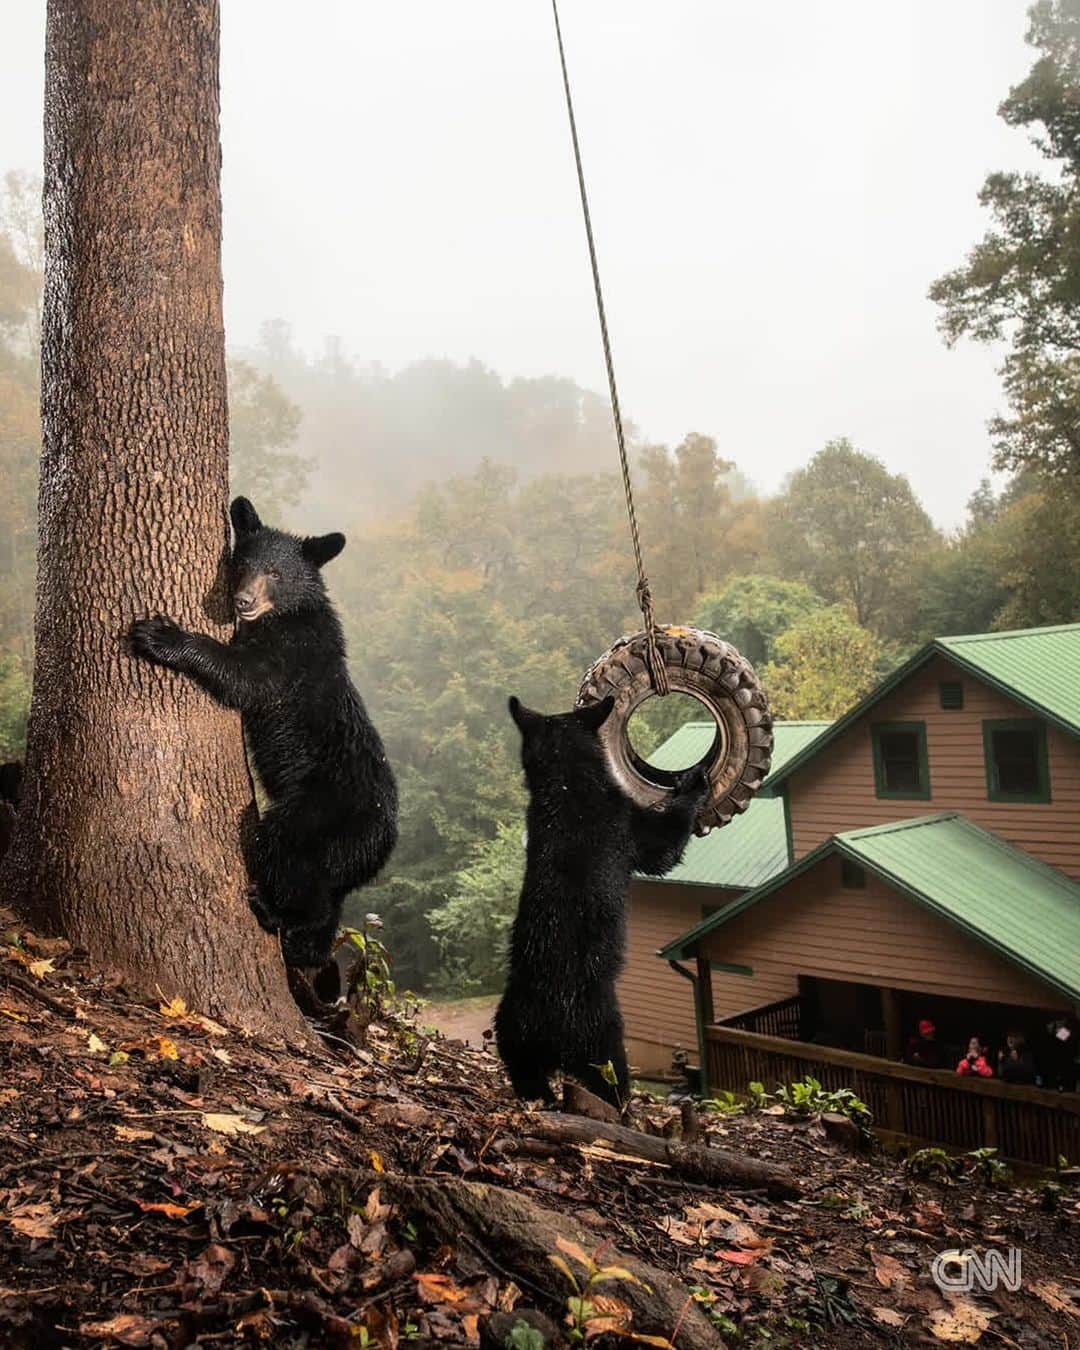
[1031,1279,1079,1316]
[201,1112,265,1137]
[136,1200,199,1219]
[869,1246,912,1291]
[3,1202,59,1239]
[927,1299,996,1343]
[157,993,228,1037]
[78,1314,160,1346]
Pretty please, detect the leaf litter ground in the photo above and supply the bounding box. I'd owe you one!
[0,911,1078,1348]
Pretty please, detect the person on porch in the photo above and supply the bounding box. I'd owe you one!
[955,1036,993,1078]
[905,1018,945,1069]
[998,1029,1037,1085]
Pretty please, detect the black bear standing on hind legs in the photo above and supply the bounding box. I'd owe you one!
[130,497,397,969]
[495,695,708,1110]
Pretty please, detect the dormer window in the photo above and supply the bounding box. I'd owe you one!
[872,721,930,800]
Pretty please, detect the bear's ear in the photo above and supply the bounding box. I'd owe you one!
[230,496,263,538]
[508,696,541,733]
[301,532,346,568]
[574,695,615,732]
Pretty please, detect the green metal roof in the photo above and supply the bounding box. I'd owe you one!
[660,812,1080,1003]
[937,625,1080,734]
[763,622,1080,793]
[642,722,828,891]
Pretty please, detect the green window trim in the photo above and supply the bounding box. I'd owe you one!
[982,718,1051,803]
[871,720,931,800]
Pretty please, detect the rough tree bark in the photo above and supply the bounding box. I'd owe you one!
[2,0,304,1036]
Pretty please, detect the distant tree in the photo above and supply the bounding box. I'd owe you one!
[762,606,882,721]
[694,575,825,670]
[5,0,300,1032]
[227,357,309,515]
[0,652,29,758]
[911,535,1008,641]
[427,822,525,995]
[768,438,939,635]
[930,0,1080,479]
[638,432,764,618]
[0,174,43,675]
[988,483,1080,628]
[0,171,43,349]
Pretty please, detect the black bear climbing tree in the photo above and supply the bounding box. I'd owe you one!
[2,0,303,1035]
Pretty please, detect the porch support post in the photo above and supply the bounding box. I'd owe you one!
[882,986,903,1060]
[880,986,904,1133]
[696,954,714,1098]
[697,955,714,1025]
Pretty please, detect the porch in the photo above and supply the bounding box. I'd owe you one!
[707,996,1080,1168]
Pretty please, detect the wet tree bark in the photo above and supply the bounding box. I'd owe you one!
[2,0,304,1036]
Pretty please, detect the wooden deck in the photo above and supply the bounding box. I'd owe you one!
[706,1020,1080,1168]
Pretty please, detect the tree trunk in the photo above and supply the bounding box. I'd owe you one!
[2,0,304,1037]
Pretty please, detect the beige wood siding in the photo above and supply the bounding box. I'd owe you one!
[620,880,732,1071]
[787,656,1080,876]
[698,854,1071,1013]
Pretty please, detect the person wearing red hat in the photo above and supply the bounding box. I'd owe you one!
[905,1017,945,1069]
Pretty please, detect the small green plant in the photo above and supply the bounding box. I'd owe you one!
[772,1076,873,1137]
[747,1080,771,1108]
[965,1147,1012,1185]
[815,1190,870,1220]
[687,1287,739,1339]
[590,1059,625,1111]
[337,915,396,1025]
[905,1146,963,1183]
[548,1234,667,1344]
[505,1321,546,1350]
[700,1089,745,1116]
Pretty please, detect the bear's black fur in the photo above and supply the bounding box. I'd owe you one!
[129,497,397,968]
[495,695,708,1109]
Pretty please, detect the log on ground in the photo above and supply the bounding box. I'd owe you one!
[523,1112,801,1199]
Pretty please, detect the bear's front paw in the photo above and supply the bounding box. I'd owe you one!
[247,887,281,935]
[129,615,187,665]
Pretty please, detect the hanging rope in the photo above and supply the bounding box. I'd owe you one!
[550,0,669,696]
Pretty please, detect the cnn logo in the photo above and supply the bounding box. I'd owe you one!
[931,1248,1022,1294]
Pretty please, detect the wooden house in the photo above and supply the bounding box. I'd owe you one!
[644,623,1080,1165]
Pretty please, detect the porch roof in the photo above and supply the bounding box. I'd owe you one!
[641,721,829,890]
[659,812,1080,1004]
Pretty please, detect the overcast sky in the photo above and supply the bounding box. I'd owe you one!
[0,2,1043,527]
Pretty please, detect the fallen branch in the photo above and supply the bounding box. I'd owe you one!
[522,1111,801,1199]
[3,969,75,1019]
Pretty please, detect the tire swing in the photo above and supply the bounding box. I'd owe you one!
[552,0,773,835]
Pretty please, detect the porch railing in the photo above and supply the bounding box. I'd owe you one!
[717,995,803,1040]
[706,1024,1080,1169]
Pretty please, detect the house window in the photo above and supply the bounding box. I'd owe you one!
[983,719,1050,802]
[939,681,964,710]
[841,859,866,889]
[871,721,930,799]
